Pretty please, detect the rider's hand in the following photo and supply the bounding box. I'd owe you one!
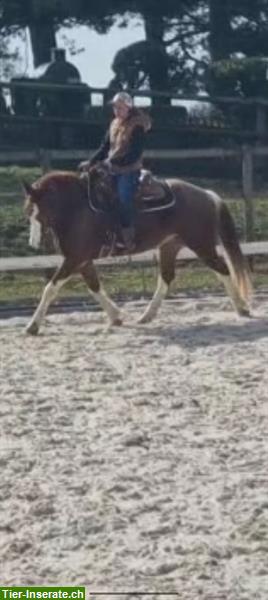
[103,159,112,171]
[78,160,90,172]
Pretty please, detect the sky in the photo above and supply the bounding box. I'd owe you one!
[11,20,145,88]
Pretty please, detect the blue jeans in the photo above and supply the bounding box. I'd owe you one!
[113,171,140,228]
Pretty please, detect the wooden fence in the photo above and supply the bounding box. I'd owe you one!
[1,242,268,277]
[1,80,268,136]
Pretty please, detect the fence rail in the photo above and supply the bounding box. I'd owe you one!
[0,146,240,164]
[1,242,268,275]
[0,79,268,138]
[2,79,268,106]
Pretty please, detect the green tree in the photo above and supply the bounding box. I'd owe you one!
[0,0,117,67]
[208,0,268,60]
[207,0,268,96]
[209,0,233,61]
[109,1,207,99]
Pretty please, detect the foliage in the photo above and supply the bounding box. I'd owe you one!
[108,1,207,98]
[229,0,268,57]
[208,56,268,98]
[0,33,20,79]
[0,1,117,31]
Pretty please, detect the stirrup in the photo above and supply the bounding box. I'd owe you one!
[115,239,126,250]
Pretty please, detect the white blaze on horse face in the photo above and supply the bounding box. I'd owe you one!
[29,203,42,249]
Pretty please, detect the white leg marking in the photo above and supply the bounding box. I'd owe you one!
[92,287,122,325]
[138,276,168,324]
[29,204,42,249]
[26,279,67,334]
[217,273,250,316]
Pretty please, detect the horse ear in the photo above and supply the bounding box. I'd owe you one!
[21,180,39,200]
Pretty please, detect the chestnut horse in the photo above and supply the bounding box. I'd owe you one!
[22,168,252,335]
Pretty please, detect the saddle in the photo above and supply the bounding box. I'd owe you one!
[81,165,175,214]
[136,170,175,211]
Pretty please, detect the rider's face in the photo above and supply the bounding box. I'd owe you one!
[113,101,131,120]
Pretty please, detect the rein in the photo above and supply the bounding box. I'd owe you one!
[87,167,116,215]
[87,170,106,214]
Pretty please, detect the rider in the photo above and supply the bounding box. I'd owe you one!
[80,91,151,250]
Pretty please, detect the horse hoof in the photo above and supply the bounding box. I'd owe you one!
[26,322,39,335]
[238,308,251,318]
[111,317,123,327]
[137,313,152,324]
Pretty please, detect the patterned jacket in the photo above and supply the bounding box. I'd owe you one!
[90,108,151,174]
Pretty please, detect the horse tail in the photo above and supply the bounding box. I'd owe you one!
[217,198,252,305]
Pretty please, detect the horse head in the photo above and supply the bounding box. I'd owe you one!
[22,180,44,249]
[22,177,61,250]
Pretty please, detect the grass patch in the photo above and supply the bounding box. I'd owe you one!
[0,265,218,304]
[0,166,43,257]
[0,262,266,305]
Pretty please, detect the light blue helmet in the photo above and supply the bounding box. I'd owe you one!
[110,91,133,107]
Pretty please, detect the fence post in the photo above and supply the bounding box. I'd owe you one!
[256,103,267,139]
[242,144,254,241]
[39,148,51,173]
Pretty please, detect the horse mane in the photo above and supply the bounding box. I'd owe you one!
[35,170,88,212]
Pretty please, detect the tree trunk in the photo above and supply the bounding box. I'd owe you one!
[209,0,232,62]
[143,14,171,106]
[29,21,57,67]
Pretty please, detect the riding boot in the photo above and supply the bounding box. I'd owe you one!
[122,226,135,251]
[115,226,135,252]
